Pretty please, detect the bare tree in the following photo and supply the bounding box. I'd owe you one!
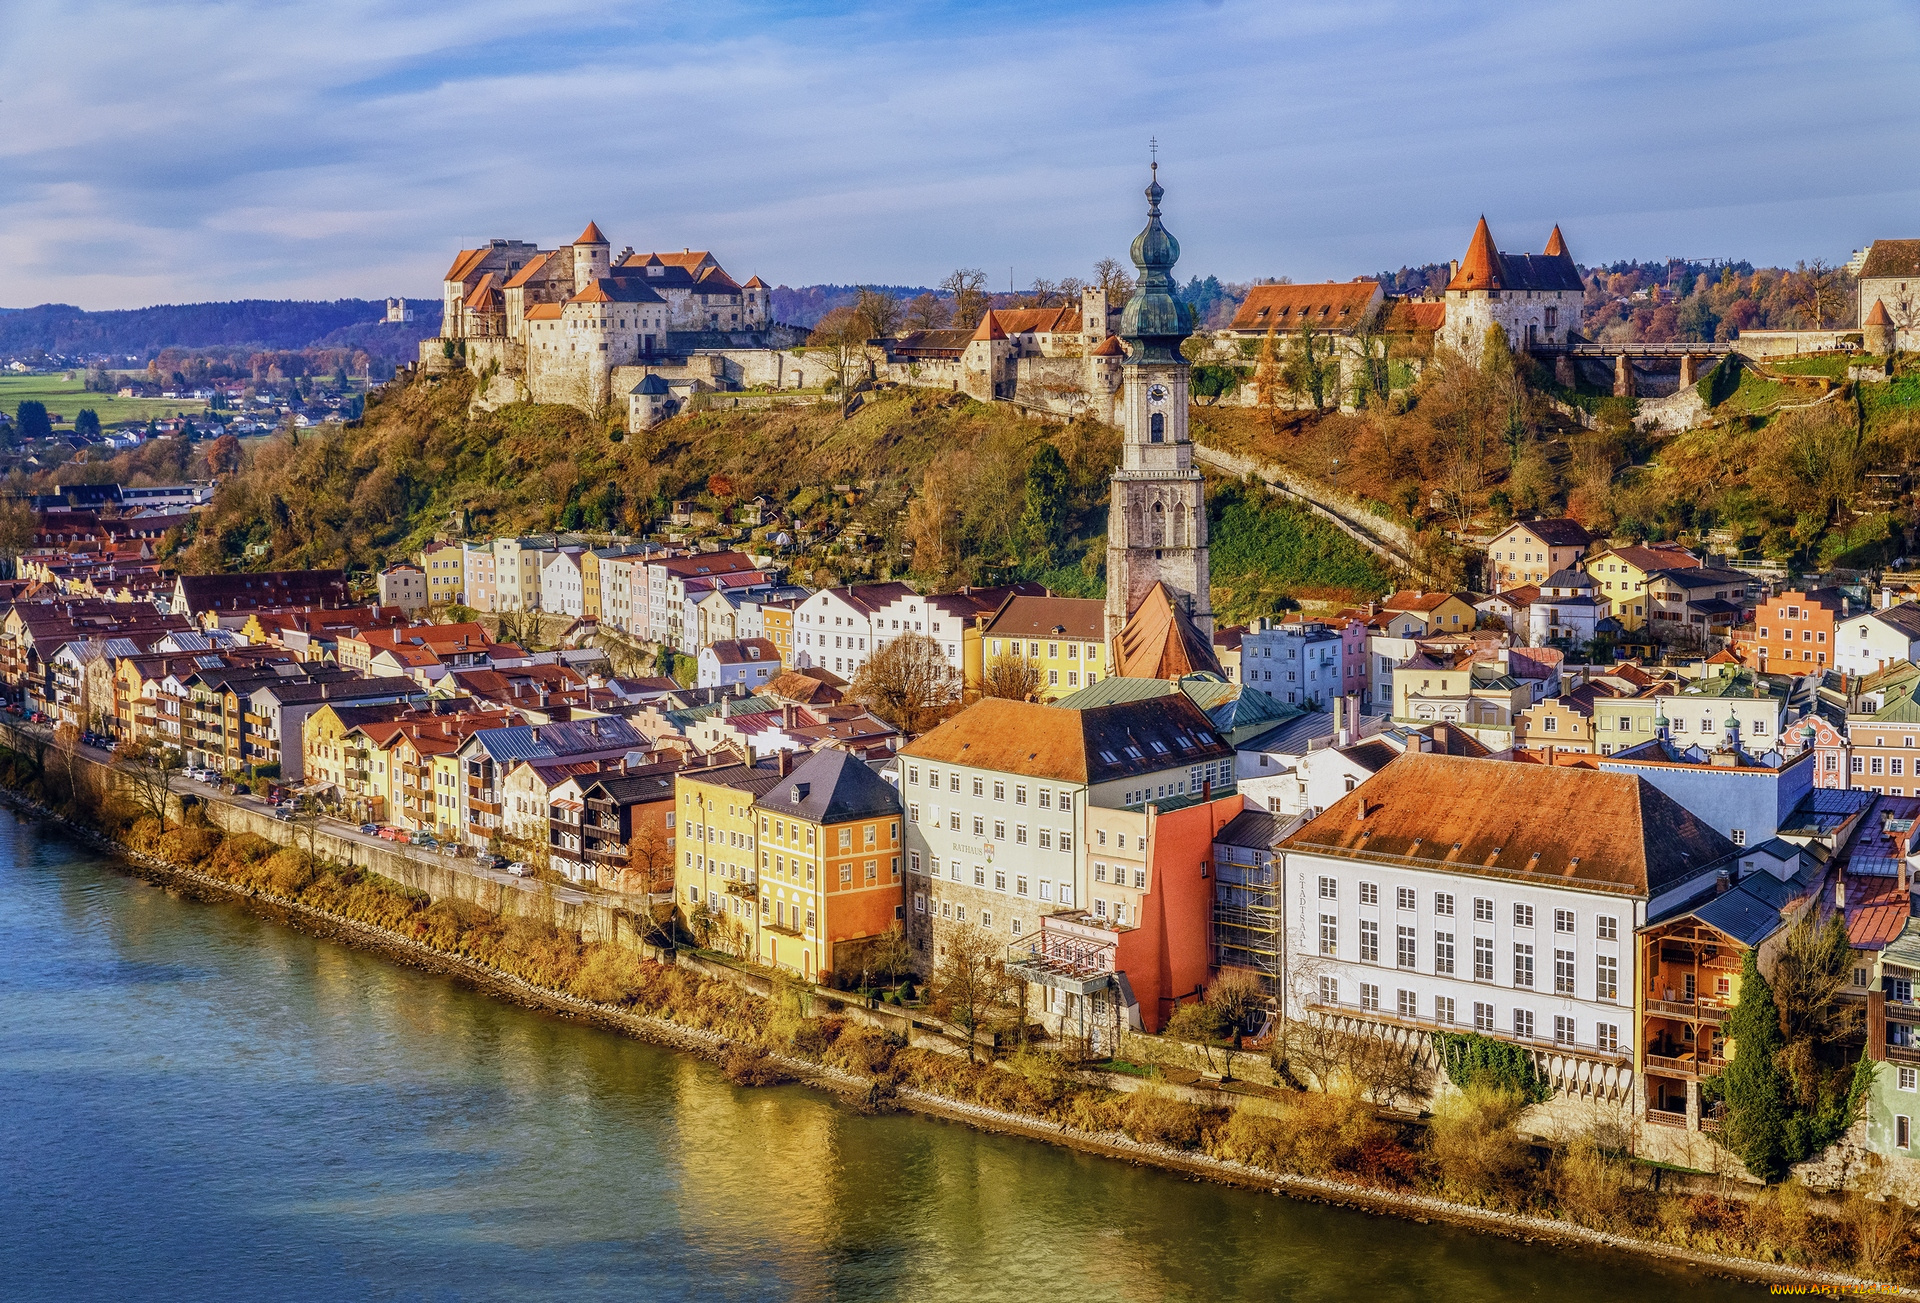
[292,793,325,867]
[625,819,675,894]
[853,287,903,340]
[904,292,952,332]
[871,922,914,982]
[1253,322,1282,434]
[52,722,83,810]
[941,268,990,331]
[1092,257,1134,307]
[979,653,1043,701]
[1204,970,1268,1081]
[807,305,870,420]
[848,630,950,736]
[934,923,1012,1062]
[114,739,181,832]
[1789,259,1846,330]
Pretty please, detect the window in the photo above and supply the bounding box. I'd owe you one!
[1596,915,1618,942]
[1133,869,1146,889]
[1360,982,1380,1011]
[1555,949,1575,995]
[994,871,1006,891]
[907,766,920,786]
[1554,909,1574,934]
[1730,829,1746,847]
[1514,1009,1536,1039]
[908,804,919,823]
[1396,925,1416,969]
[993,820,1005,840]
[1319,976,1339,1006]
[1513,943,1535,988]
[1435,996,1455,1025]
[1015,825,1027,845]
[1899,1116,1912,1151]
[1434,892,1455,917]
[1319,876,1338,900]
[972,777,983,797]
[1435,932,1455,976]
[1095,863,1107,883]
[1474,937,1495,981]
[1359,920,1379,962]
[1318,914,1338,956]
[1397,989,1417,1018]
[1474,1002,1494,1033]
[1015,785,1028,805]
[1899,1067,1917,1092]
[1359,881,1379,905]
[1474,897,1494,923]
[972,867,985,886]
[1513,903,1534,928]
[1596,955,1618,1002]
[1016,876,1029,896]
[1060,833,1073,854]
[1037,829,1051,850]
[1554,1015,1575,1045]
[993,781,1005,801]
[972,815,984,836]
[1396,886,1415,911]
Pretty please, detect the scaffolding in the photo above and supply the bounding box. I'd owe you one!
[1212,847,1281,994]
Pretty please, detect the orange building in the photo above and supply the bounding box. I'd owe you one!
[1751,588,1851,674]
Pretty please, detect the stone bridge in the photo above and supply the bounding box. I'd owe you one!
[1532,341,1736,397]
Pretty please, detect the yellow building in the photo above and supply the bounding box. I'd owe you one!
[1582,542,1700,632]
[760,600,797,668]
[974,595,1108,702]
[1514,696,1597,752]
[1377,590,1479,637]
[676,756,780,957]
[420,541,466,607]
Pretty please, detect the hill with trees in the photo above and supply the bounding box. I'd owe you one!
[0,299,441,363]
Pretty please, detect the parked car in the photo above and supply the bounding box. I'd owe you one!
[477,854,507,871]
[439,842,461,858]
[358,823,379,835]
[275,810,295,823]
[506,861,531,878]
[411,833,437,848]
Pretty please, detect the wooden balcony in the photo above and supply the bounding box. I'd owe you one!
[1646,996,1729,1023]
[1644,1051,1724,1078]
[1645,1107,1687,1129]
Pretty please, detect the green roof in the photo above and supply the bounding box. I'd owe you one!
[1885,918,1920,973]
[1053,673,1301,746]
[1871,691,1920,724]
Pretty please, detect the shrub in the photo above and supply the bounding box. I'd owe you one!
[823,1025,900,1077]
[569,946,646,1005]
[1121,1089,1209,1150]
[1552,1131,1638,1230]
[1434,1031,1550,1104]
[1424,1083,1533,1206]
[723,1044,793,1087]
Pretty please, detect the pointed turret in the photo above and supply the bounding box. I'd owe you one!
[575,221,608,246]
[1867,298,1894,326]
[1543,224,1570,258]
[971,311,1008,342]
[1445,216,1506,292]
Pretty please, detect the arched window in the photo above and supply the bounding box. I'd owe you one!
[1150,501,1166,546]
[1149,412,1164,442]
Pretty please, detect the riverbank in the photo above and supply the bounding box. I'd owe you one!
[2,759,1914,1293]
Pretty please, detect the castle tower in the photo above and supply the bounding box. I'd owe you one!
[1103,162,1212,645]
[572,221,610,290]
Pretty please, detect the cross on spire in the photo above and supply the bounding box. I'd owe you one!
[1149,136,1158,164]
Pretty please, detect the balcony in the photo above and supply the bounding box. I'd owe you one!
[723,878,757,898]
[1644,1050,1725,1078]
[1646,996,1728,1023]
[1645,1107,1688,1129]
[1887,1042,1920,1066]
[1007,927,1117,996]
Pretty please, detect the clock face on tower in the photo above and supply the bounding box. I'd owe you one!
[1147,383,1168,404]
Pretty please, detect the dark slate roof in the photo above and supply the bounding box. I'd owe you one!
[1215,808,1298,849]
[754,748,902,824]
[1341,738,1399,773]
[467,716,643,762]
[1694,885,1794,947]
[583,764,679,806]
[1510,518,1591,547]
[1238,710,1337,756]
[1860,240,1920,280]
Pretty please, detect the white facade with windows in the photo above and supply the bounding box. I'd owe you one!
[1241,621,1346,709]
[1283,849,1643,1072]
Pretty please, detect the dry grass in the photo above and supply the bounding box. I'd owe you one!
[1423,1084,1534,1207]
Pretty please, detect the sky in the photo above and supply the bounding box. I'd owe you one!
[3,0,1918,310]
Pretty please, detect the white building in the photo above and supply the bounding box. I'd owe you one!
[1526,568,1609,649]
[492,537,554,612]
[790,583,916,679]
[1241,619,1347,709]
[696,638,781,690]
[540,547,588,617]
[1836,602,1920,678]
[1279,753,1737,1107]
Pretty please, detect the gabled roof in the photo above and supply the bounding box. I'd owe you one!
[1497,517,1590,547]
[983,594,1105,641]
[1382,299,1446,332]
[1860,241,1920,280]
[1594,544,1700,574]
[1283,752,1737,897]
[1381,590,1463,613]
[570,276,666,305]
[1444,217,1584,294]
[1111,583,1223,680]
[704,637,778,665]
[443,248,490,284]
[754,748,901,824]
[1215,808,1303,849]
[971,313,1009,342]
[1091,334,1127,356]
[1866,601,1920,641]
[502,250,557,289]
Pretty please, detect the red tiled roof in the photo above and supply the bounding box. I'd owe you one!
[443,248,489,284]
[1090,334,1126,356]
[503,250,555,289]
[1447,217,1504,292]
[1111,582,1222,680]
[1867,299,1894,326]
[1231,281,1379,333]
[575,221,607,245]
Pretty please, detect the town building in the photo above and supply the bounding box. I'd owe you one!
[1750,588,1854,675]
[1486,518,1591,593]
[573,763,681,894]
[696,638,781,690]
[170,570,351,620]
[419,541,466,607]
[1856,240,1920,348]
[1643,566,1756,651]
[377,563,426,614]
[1582,543,1700,631]
[1525,568,1612,651]
[1436,219,1586,357]
[1376,590,1477,638]
[1280,753,1739,1110]
[1834,601,1920,678]
[1597,725,1816,847]
[973,594,1110,702]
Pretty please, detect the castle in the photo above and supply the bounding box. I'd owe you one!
[425,223,791,423]
[1435,216,1585,356]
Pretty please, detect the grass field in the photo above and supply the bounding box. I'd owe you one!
[0,374,207,428]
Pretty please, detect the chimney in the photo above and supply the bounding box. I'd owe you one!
[1836,871,1847,909]
[1714,869,1732,895]
[1355,798,1369,822]
[777,748,792,776]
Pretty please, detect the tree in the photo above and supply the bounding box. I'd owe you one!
[51,722,84,811]
[15,400,52,442]
[1018,442,1069,567]
[848,630,950,736]
[114,739,181,832]
[806,305,870,419]
[1092,257,1133,307]
[0,499,35,565]
[941,268,990,331]
[903,292,951,332]
[206,432,243,477]
[1721,949,1792,1182]
[871,923,914,982]
[291,793,325,867]
[852,287,903,340]
[1252,323,1282,434]
[624,819,674,894]
[933,923,1011,1062]
[1203,970,1267,1079]
[73,409,102,439]
[1281,324,1330,411]
[1789,259,1846,330]
[1189,364,1242,406]
[980,652,1042,701]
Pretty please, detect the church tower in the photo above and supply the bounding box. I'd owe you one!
[1103,163,1212,645]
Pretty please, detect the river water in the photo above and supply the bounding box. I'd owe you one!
[0,816,1759,1302]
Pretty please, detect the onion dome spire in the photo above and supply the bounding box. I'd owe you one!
[1118,158,1188,362]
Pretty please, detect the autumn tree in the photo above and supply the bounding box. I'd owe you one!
[1252,323,1282,434]
[0,498,35,564]
[1281,324,1330,411]
[980,652,1042,701]
[1788,259,1846,330]
[903,292,952,332]
[625,819,675,894]
[848,630,951,736]
[941,268,990,331]
[206,432,243,477]
[1093,257,1134,306]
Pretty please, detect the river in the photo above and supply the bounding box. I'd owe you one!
[0,816,1760,1301]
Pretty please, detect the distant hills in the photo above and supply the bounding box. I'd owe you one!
[0,299,444,362]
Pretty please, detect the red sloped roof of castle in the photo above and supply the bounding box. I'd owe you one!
[743,275,767,289]
[1111,583,1223,681]
[695,266,741,292]
[977,306,1081,336]
[1091,334,1126,356]
[1544,224,1569,257]
[503,250,556,289]
[575,221,607,245]
[1447,217,1505,291]
[1230,281,1380,332]
[971,313,1009,341]
[443,248,490,284]
[1382,299,1445,332]
[1867,299,1894,325]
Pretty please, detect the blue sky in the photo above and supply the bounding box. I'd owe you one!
[4,0,1917,309]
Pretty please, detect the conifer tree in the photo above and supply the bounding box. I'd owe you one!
[1721,948,1791,1182]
